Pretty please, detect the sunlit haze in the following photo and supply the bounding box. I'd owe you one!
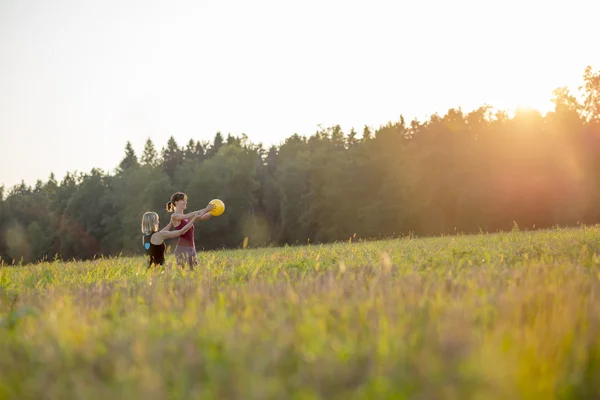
[1,0,599,189]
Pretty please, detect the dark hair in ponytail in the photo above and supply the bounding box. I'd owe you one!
[166,192,187,212]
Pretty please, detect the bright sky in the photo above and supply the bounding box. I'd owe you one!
[1,0,599,189]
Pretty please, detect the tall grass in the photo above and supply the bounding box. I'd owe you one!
[1,226,600,399]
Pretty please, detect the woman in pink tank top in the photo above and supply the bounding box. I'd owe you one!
[166,192,214,270]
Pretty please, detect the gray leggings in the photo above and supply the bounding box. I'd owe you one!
[174,245,197,269]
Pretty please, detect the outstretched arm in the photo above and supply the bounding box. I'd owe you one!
[159,220,173,232]
[154,213,200,242]
[170,211,198,222]
[198,211,212,221]
[170,203,215,222]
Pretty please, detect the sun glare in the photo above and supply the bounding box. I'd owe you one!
[498,95,553,117]
[515,100,552,114]
[486,75,558,116]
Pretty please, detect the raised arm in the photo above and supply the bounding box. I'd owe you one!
[153,213,200,242]
[159,220,173,232]
[170,203,216,222]
[170,211,198,222]
[198,211,213,221]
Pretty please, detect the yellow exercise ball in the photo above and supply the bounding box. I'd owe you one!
[209,199,225,216]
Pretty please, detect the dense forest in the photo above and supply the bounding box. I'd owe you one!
[1,66,600,264]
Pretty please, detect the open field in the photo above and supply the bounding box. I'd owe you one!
[1,226,600,399]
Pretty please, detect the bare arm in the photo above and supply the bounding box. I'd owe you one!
[159,220,173,232]
[198,211,213,221]
[152,213,200,243]
[170,203,216,222]
[170,211,198,222]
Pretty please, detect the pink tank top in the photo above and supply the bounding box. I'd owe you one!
[173,218,195,247]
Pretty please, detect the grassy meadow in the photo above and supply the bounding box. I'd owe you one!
[1,225,600,399]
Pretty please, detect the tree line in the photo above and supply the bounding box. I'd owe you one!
[1,66,600,264]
